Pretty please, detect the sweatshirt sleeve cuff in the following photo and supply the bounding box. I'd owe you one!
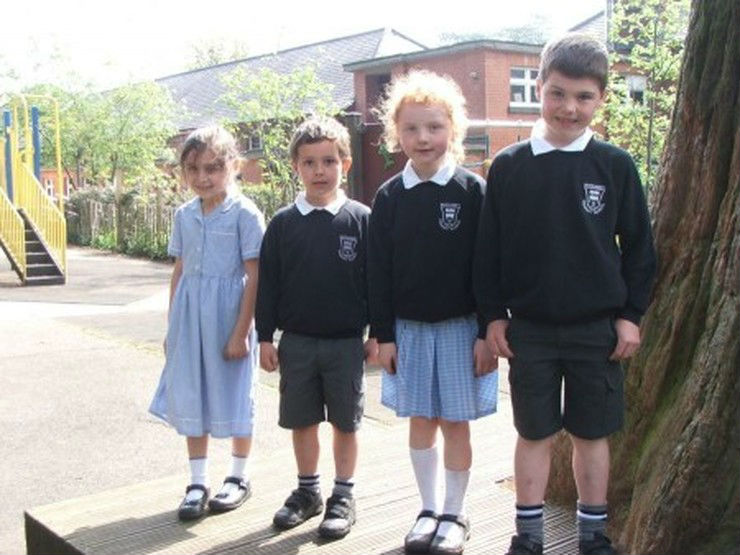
[617,307,643,326]
[370,323,395,343]
[257,330,275,343]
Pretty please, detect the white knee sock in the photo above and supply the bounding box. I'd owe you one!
[409,447,440,535]
[436,468,470,539]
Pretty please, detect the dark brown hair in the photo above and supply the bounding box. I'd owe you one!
[539,33,609,91]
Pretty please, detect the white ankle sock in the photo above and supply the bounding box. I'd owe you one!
[230,455,248,480]
[186,457,208,502]
[436,469,470,538]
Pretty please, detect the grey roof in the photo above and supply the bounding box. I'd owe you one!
[569,11,607,44]
[344,39,543,73]
[157,29,425,130]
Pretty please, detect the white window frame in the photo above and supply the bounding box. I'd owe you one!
[247,134,262,151]
[509,67,540,108]
[625,74,647,104]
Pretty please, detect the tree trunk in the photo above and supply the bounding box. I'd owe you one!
[548,2,740,554]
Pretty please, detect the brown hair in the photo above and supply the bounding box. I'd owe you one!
[179,125,239,166]
[539,33,609,91]
[289,116,351,161]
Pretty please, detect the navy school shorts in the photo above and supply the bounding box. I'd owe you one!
[277,332,365,433]
[506,317,623,440]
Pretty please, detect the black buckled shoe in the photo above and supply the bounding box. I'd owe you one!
[208,476,252,512]
[177,484,209,521]
[404,510,439,553]
[318,494,356,539]
[429,514,471,555]
[579,532,617,555]
[273,488,323,530]
[505,534,543,555]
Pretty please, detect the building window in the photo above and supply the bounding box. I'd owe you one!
[625,74,647,104]
[247,134,262,151]
[509,67,540,107]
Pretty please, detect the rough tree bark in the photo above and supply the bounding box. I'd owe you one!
[548,2,740,554]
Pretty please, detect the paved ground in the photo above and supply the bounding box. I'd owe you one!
[0,246,519,555]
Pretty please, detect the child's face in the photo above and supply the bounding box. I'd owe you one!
[536,70,605,147]
[293,139,351,206]
[397,101,452,179]
[182,148,233,206]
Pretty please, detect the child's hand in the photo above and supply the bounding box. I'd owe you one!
[486,319,513,358]
[260,341,279,372]
[224,334,249,360]
[610,318,641,360]
[473,338,498,376]
[378,342,398,375]
[364,338,379,365]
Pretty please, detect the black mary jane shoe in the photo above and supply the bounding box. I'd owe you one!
[178,484,210,521]
[208,476,252,512]
[404,510,440,553]
[429,514,471,555]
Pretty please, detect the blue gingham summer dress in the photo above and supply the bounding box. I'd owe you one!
[149,190,265,437]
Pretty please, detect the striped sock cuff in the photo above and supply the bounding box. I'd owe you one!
[298,474,320,491]
[516,503,544,519]
[576,502,607,521]
[333,478,355,498]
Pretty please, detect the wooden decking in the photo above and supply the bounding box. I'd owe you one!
[25,367,577,555]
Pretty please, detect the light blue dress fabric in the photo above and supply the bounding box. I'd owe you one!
[149,189,265,438]
[381,315,498,421]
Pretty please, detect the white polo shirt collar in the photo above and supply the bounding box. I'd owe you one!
[295,189,347,216]
[402,158,456,189]
[530,118,594,156]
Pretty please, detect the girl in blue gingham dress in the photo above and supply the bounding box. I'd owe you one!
[368,70,498,554]
[149,126,265,520]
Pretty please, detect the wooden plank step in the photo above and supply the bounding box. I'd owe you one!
[24,275,66,286]
[26,263,63,277]
[24,407,577,555]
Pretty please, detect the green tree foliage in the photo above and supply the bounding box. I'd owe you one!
[598,0,690,192]
[221,64,338,217]
[24,82,178,188]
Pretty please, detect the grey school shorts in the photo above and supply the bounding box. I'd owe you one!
[277,332,365,433]
[506,317,624,440]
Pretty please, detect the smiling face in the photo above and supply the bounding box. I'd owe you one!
[396,101,453,180]
[292,139,352,207]
[182,148,235,211]
[537,70,605,147]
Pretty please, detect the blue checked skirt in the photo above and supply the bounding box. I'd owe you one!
[381,315,498,421]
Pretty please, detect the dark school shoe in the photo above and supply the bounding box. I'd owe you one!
[177,484,210,521]
[429,514,471,555]
[404,510,440,553]
[579,532,617,555]
[208,476,252,512]
[504,534,543,555]
[272,487,324,530]
[318,494,356,539]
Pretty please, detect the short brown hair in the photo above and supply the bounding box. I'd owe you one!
[289,116,351,161]
[539,33,609,91]
[179,125,239,166]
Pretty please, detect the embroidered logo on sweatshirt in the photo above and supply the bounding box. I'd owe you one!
[582,183,606,215]
[438,203,461,230]
[338,235,358,261]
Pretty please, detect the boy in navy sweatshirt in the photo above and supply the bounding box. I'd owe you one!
[474,34,656,555]
[256,117,377,540]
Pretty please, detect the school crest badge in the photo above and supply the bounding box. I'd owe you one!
[438,203,461,231]
[582,183,606,215]
[338,235,358,261]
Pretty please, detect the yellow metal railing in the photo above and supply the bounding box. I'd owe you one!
[0,186,26,280]
[13,153,67,273]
